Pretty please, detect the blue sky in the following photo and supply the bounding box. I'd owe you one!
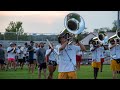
[0,11,117,34]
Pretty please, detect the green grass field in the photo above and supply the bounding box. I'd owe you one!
[0,65,120,79]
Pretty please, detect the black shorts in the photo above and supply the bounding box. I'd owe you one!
[38,62,47,70]
[0,59,4,64]
[25,56,29,62]
[29,59,36,64]
[23,57,26,62]
[48,60,57,66]
[18,59,25,63]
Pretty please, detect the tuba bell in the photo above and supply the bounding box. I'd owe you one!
[59,13,85,44]
[98,30,108,45]
[64,13,85,35]
[91,30,108,46]
[90,37,100,46]
[108,28,120,43]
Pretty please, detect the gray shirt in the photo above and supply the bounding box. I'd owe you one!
[36,48,46,64]
[0,48,5,61]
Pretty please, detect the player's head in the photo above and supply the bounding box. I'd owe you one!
[109,38,115,45]
[58,29,70,44]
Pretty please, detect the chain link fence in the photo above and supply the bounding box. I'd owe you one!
[0,32,58,49]
[0,32,58,41]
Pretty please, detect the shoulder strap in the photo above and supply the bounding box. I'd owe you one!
[64,48,77,70]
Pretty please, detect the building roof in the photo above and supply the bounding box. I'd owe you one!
[80,32,116,45]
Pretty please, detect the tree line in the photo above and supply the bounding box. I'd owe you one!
[0,20,118,41]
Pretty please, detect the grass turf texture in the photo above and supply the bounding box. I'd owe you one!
[0,65,120,79]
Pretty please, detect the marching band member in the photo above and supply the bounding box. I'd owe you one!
[56,29,86,79]
[17,45,24,69]
[115,39,120,74]
[109,38,120,79]
[7,42,17,71]
[0,43,5,70]
[23,42,29,66]
[27,41,35,74]
[98,32,109,72]
[90,40,101,79]
[45,42,58,79]
[36,42,46,79]
[33,43,39,69]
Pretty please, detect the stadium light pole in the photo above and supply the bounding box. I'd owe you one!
[117,11,120,29]
[4,32,5,41]
[17,31,18,45]
[29,33,31,41]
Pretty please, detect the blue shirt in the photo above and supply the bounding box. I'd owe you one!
[28,46,34,60]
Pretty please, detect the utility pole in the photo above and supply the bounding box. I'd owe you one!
[117,11,120,38]
[117,11,120,29]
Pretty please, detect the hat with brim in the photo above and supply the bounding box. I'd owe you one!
[10,42,14,45]
[58,29,69,38]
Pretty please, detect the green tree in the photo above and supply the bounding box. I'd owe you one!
[0,33,4,40]
[73,31,89,42]
[111,20,117,32]
[93,20,117,33]
[94,29,99,32]
[94,27,111,33]
[5,21,24,35]
[4,21,25,40]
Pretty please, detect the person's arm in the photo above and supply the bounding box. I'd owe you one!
[77,42,86,51]
[23,48,27,56]
[90,45,99,51]
[59,40,69,51]
[27,48,34,52]
[11,47,17,53]
[36,56,39,65]
[7,48,13,53]
[16,49,20,55]
[36,50,40,65]
[27,46,33,52]
[3,50,5,61]
[44,50,47,63]
[91,47,98,51]
[20,48,24,54]
[46,49,54,57]
[103,45,109,50]
[110,44,116,49]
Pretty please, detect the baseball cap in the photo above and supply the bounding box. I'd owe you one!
[10,42,14,45]
[58,29,69,38]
